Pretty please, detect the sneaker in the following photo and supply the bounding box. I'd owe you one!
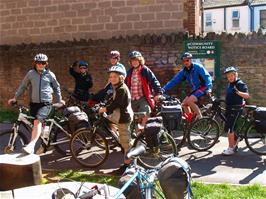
[222,147,235,156]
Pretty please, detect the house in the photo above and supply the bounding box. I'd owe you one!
[203,0,266,34]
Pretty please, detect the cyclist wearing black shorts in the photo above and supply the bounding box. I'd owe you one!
[8,53,64,154]
[222,66,250,155]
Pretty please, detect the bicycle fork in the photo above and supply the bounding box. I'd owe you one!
[6,124,20,152]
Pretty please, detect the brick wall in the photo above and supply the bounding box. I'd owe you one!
[0,32,266,107]
[0,0,201,45]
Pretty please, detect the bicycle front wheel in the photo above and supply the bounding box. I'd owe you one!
[133,131,177,169]
[70,128,109,167]
[0,129,29,154]
[188,117,220,151]
[245,123,266,155]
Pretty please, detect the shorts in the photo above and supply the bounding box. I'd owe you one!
[224,108,243,133]
[131,97,151,115]
[191,87,206,99]
[30,102,53,122]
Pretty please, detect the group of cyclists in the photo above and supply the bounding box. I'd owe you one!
[7,49,249,166]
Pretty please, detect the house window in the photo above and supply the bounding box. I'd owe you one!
[260,10,266,29]
[205,13,212,27]
[232,10,240,28]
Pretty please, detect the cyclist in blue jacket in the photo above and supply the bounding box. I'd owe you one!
[163,52,212,120]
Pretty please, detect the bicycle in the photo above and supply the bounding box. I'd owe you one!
[0,102,71,156]
[70,103,177,169]
[188,97,266,155]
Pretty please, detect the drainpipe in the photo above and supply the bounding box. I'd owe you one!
[224,7,227,31]
[248,1,254,32]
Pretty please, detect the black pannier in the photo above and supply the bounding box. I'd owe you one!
[143,117,163,149]
[63,106,90,132]
[254,107,266,121]
[158,157,192,199]
[161,102,182,131]
[255,120,266,134]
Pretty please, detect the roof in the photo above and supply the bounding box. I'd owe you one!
[203,0,266,9]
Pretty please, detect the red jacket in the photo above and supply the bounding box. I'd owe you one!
[126,65,162,109]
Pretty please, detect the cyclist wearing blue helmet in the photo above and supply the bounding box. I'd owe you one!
[223,66,250,155]
[69,60,93,102]
[163,52,213,120]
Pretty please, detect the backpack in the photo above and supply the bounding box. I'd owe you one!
[158,156,192,199]
[143,117,164,149]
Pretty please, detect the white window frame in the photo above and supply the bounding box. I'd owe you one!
[232,10,240,28]
[205,13,212,28]
[260,9,266,29]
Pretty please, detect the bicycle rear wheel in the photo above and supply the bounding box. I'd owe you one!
[133,131,177,169]
[70,128,109,167]
[245,123,266,155]
[168,125,186,149]
[188,117,220,151]
[0,130,28,154]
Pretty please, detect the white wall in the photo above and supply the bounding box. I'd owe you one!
[225,6,250,34]
[204,6,250,34]
[204,8,224,33]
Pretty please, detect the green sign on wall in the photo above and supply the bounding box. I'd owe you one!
[184,40,221,96]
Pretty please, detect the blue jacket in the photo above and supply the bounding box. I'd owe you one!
[163,63,212,93]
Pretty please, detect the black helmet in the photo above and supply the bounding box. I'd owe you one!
[110,50,120,59]
[78,60,88,68]
[128,51,142,59]
[224,66,237,74]
[181,52,193,60]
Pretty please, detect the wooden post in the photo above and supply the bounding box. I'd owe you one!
[0,153,42,191]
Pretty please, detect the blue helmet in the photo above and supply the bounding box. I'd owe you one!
[78,60,88,68]
[224,66,237,74]
[128,51,142,59]
[108,63,126,76]
[181,52,193,60]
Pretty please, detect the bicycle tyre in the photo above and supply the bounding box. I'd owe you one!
[188,117,220,151]
[53,122,71,156]
[0,129,29,154]
[245,123,266,155]
[70,128,109,167]
[168,125,186,149]
[133,130,177,169]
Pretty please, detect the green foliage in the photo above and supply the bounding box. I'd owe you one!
[0,107,17,122]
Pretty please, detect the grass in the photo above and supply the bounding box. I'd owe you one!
[0,107,17,123]
[42,170,266,199]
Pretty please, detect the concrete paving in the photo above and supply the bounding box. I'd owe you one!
[1,123,265,185]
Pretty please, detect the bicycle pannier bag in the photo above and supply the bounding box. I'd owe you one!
[158,157,192,199]
[144,117,163,148]
[161,103,182,131]
[254,107,266,121]
[117,166,142,199]
[255,120,266,134]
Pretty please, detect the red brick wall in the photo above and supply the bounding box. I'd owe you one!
[0,0,200,45]
[0,32,266,107]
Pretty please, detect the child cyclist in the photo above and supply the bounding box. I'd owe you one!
[98,64,133,170]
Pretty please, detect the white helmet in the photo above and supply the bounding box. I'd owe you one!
[34,53,48,62]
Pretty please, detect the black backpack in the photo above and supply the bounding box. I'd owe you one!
[254,107,266,134]
[158,156,192,199]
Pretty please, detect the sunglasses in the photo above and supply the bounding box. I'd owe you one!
[182,59,191,63]
[35,61,46,65]
[79,66,87,69]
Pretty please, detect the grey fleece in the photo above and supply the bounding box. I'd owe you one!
[15,68,62,103]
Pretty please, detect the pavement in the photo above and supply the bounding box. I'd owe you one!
[1,123,265,185]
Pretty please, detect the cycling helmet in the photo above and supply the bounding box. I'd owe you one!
[181,52,193,60]
[34,53,48,62]
[224,66,237,74]
[108,64,126,75]
[128,51,142,59]
[110,50,120,59]
[78,60,88,68]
